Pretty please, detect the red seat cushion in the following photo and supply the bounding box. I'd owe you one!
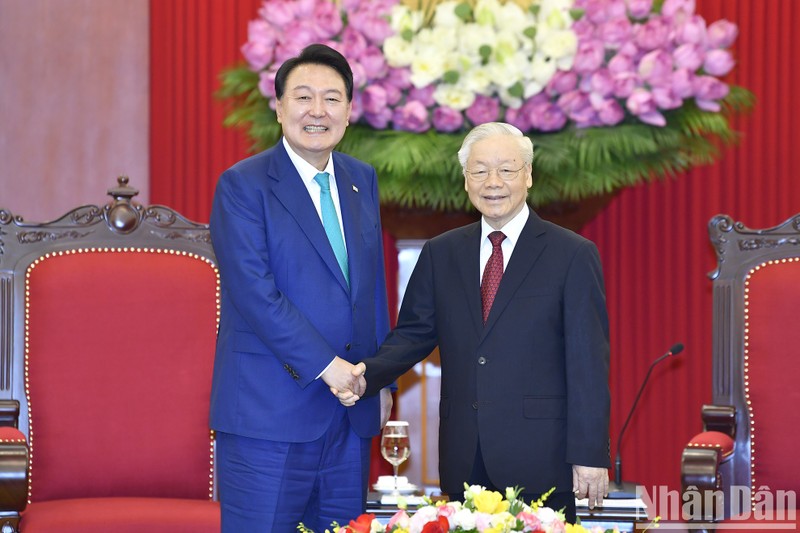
[687,430,735,459]
[20,498,220,533]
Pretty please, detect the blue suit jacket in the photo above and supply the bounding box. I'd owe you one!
[209,141,390,441]
[361,209,610,494]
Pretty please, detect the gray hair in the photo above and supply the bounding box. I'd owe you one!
[457,122,534,169]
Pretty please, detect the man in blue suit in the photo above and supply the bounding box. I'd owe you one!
[209,44,392,532]
[342,123,610,523]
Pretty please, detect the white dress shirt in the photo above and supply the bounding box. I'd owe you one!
[479,206,529,283]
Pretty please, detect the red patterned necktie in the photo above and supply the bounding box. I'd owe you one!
[481,231,506,325]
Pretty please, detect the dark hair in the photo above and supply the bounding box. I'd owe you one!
[274,44,354,102]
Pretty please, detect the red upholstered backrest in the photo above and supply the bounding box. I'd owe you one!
[744,259,800,491]
[25,249,218,502]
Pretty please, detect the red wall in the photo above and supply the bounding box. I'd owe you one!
[150,0,800,492]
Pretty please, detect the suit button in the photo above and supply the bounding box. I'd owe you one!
[345,343,352,351]
[477,356,486,365]
[472,402,479,410]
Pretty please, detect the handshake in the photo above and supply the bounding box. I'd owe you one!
[321,356,368,406]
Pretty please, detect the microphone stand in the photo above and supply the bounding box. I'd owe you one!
[606,343,684,499]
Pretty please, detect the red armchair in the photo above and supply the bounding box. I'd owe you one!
[0,178,220,532]
[681,214,800,529]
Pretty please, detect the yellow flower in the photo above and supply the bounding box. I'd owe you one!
[472,489,510,514]
[565,524,589,533]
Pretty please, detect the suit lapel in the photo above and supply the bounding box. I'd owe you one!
[334,160,361,299]
[455,223,483,333]
[480,208,547,340]
[269,146,350,293]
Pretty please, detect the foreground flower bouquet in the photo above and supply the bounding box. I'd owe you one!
[298,484,659,532]
[220,0,752,211]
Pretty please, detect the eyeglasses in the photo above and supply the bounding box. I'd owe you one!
[465,166,526,182]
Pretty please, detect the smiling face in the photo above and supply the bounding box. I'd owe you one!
[464,134,532,230]
[275,63,352,170]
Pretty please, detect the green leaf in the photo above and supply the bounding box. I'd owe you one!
[454,2,472,22]
[442,70,460,85]
[401,28,413,42]
[528,5,540,16]
[569,8,585,21]
[523,26,537,40]
[507,82,524,98]
[479,44,492,64]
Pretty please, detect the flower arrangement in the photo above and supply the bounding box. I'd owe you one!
[297,485,658,532]
[220,0,752,211]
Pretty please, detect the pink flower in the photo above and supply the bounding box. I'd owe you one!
[258,1,297,27]
[546,71,579,97]
[661,0,696,18]
[378,81,403,106]
[598,17,633,48]
[626,0,653,19]
[359,45,388,79]
[408,85,436,107]
[393,101,430,132]
[578,0,627,24]
[466,95,500,126]
[258,69,278,99]
[672,68,696,98]
[528,102,568,132]
[351,63,367,89]
[573,39,606,74]
[693,75,729,111]
[432,106,464,132]
[340,27,369,60]
[384,67,413,93]
[387,509,410,530]
[558,90,596,125]
[311,1,344,39]
[638,49,674,86]
[634,17,671,50]
[361,85,388,115]
[592,95,625,125]
[608,52,635,74]
[674,14,707,46]
[348,11,393,45]
[707,19,738,49]
[626,88,666,125]
[703,49,734,76]
[652,86,682,109]
[516,511,543,530]
[242,41,274,71]
[673,43,704,71]
[364,108,392,129]
[612,71,639,98]
[504,105,531,132]
[349,90,363,123]
[589,68,614,97]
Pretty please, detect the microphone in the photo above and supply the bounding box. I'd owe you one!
[606,343,685,499]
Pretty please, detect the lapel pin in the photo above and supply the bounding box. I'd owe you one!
[352,185,359,193]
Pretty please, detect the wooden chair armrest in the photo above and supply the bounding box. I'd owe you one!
[0,426,28,517]
[682,447,723,521]
[700,404,736,438]
[0,401,20,429]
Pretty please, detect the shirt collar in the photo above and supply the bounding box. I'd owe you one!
[480,205,529,247]
[282,137,335,186]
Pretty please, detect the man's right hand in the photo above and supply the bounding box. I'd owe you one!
[334,362,367,406]
[322,357,366,401]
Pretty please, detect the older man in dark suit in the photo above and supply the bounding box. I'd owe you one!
[341,122,610,522]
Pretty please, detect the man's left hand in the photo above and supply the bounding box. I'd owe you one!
[572,465,609,509]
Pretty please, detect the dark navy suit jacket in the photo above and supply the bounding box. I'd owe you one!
[209,141,390,442]
[361,209,610,495]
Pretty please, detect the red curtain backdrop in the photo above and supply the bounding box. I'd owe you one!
[150,0,800,492]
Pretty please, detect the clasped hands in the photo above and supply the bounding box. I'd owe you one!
[322,357,367,406]
[322,358,391,427]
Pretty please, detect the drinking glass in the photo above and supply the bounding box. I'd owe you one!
[380,420,411,494]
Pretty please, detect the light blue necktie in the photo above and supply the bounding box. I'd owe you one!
[314,172,349,286]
